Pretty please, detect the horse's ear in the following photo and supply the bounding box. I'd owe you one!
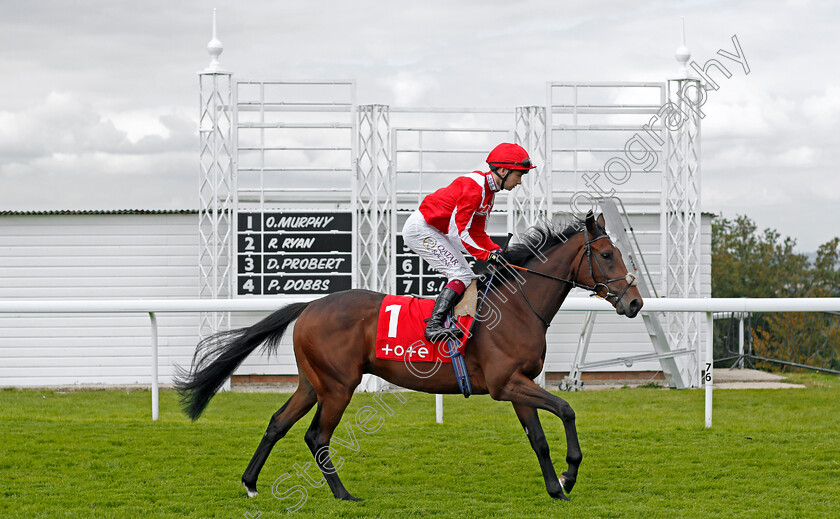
[585,210,596,235]
[596,213,606,232]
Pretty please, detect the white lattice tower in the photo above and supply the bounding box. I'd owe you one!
[664,77,703,387]
[198,10,233,338]
[512,106,550,234]
[356,105,392,291]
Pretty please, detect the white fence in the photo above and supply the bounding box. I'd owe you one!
[2,297,839,427]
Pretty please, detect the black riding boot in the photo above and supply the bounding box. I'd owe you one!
[424,288,464,343]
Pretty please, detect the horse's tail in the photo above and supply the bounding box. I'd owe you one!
[174,302,311,421]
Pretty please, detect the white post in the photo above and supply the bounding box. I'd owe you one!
[704,312,713,428]
[435,394,443,424]
[738,313,745,369]
[149,312,160,421]
[535,368,546,388]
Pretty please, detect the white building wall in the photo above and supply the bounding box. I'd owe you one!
[0,212,202,386]
[0,211,711,387]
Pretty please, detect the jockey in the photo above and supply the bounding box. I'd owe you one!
[402,142,536,342]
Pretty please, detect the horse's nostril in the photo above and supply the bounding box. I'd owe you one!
[629,299,641,314]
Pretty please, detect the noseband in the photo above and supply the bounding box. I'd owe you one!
[494,228,638,328]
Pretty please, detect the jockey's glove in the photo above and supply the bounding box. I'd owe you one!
[487,249,508,266]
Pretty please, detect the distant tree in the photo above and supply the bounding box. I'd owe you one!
[711,215,840,371]
[712,215,809,298]
[810,237,840,297]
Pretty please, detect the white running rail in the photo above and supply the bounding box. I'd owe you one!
[2,297,839,426]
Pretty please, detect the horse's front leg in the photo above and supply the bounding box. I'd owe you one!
[511,402,568,500]
[492,372,582,496]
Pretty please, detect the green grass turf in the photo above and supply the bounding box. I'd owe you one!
[1,374,839,518]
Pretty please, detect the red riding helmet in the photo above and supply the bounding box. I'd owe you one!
[486,143,537,171]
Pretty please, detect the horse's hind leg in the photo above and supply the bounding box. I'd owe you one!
[304,392,361,501]
[241,380,317,497]
[512,402,568,501]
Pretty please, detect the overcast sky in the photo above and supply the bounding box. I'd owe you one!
[0,0,837,251]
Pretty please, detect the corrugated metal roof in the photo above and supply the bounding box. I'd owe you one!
[0,209,199,216]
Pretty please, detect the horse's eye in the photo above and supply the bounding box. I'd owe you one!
[601,251,612,260]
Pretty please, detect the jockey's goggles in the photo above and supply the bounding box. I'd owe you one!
[490,158,534,170]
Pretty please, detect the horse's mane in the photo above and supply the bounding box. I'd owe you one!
[478,216,599,291]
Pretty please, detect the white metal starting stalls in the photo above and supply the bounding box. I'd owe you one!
[197,15,704,389]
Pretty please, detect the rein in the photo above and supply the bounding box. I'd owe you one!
[494,228,637,328]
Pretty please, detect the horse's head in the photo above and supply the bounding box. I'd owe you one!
[575,211,643,318]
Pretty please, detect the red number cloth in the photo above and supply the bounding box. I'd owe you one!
[375,295,473,364]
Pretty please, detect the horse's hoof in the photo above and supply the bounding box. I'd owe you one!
[338,493,363,502]
[243,481,258,498]
[560,472,576,493]
[549,489,571,501]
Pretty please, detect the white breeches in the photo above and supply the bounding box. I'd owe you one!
[401,210,476,286]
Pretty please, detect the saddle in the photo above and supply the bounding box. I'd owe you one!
[375,281,480,397]
[453,279,478,318]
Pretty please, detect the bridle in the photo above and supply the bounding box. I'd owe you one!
[493,227,638,328]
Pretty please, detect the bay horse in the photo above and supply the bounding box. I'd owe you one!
[175,211,642,502]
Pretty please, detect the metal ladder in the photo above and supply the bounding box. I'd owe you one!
[561,199,694,390]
